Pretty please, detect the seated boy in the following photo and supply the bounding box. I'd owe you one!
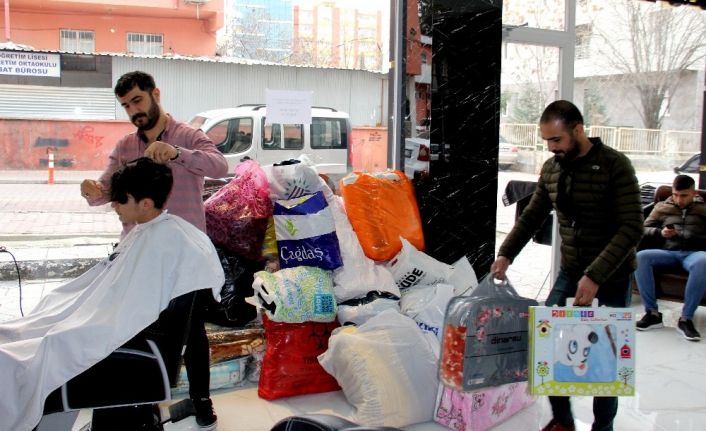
[0,158,225,431]
[635,175,706,341]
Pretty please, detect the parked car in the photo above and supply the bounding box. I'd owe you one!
[674,153,700,175]
[499,135,519,170]
[636,153,700,187]
[189,104,351,175]
[404,137,430,179]
[403,134,519,178]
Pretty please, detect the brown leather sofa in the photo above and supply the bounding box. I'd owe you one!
[637,185,706,304]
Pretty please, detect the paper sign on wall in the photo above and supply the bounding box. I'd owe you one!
[265,89,313,125]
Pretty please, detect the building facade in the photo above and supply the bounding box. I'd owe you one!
[1,0,224,56]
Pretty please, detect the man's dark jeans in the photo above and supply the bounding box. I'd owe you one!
[544,269,631,431]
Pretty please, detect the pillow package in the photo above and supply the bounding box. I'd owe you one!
[318,309,439,428]
[273,191,343,271]
[252,266,337,323]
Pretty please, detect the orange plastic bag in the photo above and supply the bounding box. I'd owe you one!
[339,170,424,261]
[258,315,340,400]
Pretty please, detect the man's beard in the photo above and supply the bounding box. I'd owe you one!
[554,135,581,164]
[131,95,161,131]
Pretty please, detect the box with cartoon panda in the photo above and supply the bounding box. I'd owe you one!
[528,306,635,397]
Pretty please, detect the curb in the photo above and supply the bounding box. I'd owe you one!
[0,258,103,281]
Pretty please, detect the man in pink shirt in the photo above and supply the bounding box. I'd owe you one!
[81,71,228,431]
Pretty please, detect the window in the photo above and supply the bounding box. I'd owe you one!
[60,30,95,53]
[207,118,253,154]
[311,118,347,149]
[576,24,592,60]
[127,33,163,55]
[421,52,428,64]
[262,121,303,150]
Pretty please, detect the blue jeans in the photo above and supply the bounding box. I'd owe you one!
[544,269,631,431]
[635,250,706,320]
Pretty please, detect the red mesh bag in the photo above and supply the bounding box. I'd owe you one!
[258,315,340,400]
[205,160,272,261]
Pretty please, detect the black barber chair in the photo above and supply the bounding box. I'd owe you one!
[270,414,404,431]
[37,290,199,431]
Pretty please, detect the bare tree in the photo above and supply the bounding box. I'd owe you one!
[590,1,706,129]
[218,8,292,63]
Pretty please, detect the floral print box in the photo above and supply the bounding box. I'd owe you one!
[434,381,535,431]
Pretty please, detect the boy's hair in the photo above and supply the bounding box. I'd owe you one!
[114,71,156,97]
[110,157,173,209]
[540,100,584,132]
[673,174,695,191]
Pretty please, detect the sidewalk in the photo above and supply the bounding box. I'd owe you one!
[0,169,119,280]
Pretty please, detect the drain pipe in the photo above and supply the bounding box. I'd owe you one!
[4,0,10,41]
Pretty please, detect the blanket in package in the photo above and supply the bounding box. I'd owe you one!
[339,171,424,262]
[433,381,535,431]
[440,276,537,391]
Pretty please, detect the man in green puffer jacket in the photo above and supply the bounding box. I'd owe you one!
[634,174,706,341]
[490,100,644,431]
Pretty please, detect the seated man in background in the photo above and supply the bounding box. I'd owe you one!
[635,174,706,341]
[0,158,224,431]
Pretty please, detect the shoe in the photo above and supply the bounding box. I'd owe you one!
[541,419,576,431]
[677,319,701,341]
[636,311,663,331]
[193,398,218,430]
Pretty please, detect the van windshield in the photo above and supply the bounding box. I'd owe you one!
[189,116,207,130]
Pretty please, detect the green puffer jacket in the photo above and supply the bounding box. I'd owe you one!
[643,196,706,251]
[499,138,644,285]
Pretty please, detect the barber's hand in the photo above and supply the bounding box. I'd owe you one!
[661,226,678,238]
[144,140,179,163]
[80,179,103,200]
[490,256,511,280]
[573,275,599,306]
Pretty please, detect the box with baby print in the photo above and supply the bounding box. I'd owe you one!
[528,305,636,396]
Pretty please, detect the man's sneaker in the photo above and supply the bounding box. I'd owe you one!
[636,311,663,331]
[541,419,576,431]
[193,398,218,431]
[677,319,701,341]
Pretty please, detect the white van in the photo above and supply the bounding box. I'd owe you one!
[189,104,351,174]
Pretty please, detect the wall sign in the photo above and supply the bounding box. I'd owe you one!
[0,51,61,77]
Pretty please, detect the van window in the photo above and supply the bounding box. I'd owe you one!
[311,118,348,149]
[262,119,303,150]
[207,117,253,154]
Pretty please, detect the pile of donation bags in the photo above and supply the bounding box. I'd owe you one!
[192,157,556,429]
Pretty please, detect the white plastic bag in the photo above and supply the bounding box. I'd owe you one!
[316,177,400,302]
[337,291,401,326]
[318,309,439,428]
[387,237,454,292]
[399,283,455,342]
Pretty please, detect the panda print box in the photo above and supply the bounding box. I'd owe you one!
[528,305,635,396]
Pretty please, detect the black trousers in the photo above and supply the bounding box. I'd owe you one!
[183,289,211,400]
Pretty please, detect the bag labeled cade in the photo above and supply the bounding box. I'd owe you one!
[274,191,342,271]
[440,276,537,391]
[528,304,636,397]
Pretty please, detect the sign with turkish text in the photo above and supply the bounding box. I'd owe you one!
[0,51,61,77]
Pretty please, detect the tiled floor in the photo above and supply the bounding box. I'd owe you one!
[42,294,703,431]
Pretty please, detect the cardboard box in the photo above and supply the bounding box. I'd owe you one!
[528,306,636,396]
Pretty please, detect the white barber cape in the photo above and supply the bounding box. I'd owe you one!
[0,212,225,431]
